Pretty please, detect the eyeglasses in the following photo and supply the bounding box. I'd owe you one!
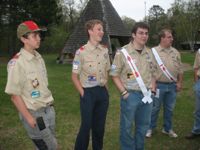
[136,31,149,36]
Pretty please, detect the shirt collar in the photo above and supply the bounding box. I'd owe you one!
[20,48,42,61]
[127,42,148,55]
[86,41,103,52]
[158,45,172,51]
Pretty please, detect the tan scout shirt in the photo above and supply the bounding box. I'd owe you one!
[5,48,54,111]
[110,42,157,91]
[194,49,200,77]
[153,45,183,82]
[72,42,110,88]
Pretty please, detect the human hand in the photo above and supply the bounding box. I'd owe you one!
[123,92,129,100]
[176,82,182,92]
[27,116,36,128]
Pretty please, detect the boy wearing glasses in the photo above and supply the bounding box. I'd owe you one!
[110,22,157,150]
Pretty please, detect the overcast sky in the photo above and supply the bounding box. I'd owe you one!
[110,0,175,21]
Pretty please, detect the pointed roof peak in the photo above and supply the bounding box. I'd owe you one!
[62,0,130,55]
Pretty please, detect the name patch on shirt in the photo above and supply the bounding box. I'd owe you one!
[88,75,97,81]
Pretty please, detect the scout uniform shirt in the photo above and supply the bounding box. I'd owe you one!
[153,45,183,82]
[110,42,157,91]
[5,48,54,111]
[194,49,200,77]
[72,41,110,88]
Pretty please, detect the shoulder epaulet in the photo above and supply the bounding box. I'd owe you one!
[79,46,85,51]
[115,49,121,55]
[8,52,21,67]
[102,44,108,48]
[12,52,21,59]
[146,47,151,51]
[75,46,84,55]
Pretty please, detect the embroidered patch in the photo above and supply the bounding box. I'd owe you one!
[127,73,135,79]
[111,64,116,70]
[73,61,80,65]
[88,75,97,81]
[8,59,16,66]
[75,50,80,55]
[73,61,80,70]
[31,90,40,98]
[32,78,39,88]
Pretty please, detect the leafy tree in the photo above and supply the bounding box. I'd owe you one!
[121,16,136,31]
[147,5,168,46]
[58,0,88,32]
[0,0,61,56]
[168,0,200,51]
[148,5,165,21]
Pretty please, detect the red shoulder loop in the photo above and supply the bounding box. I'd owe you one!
[79,46,84,51]
[102,44,108,48]
[12,52,21,59]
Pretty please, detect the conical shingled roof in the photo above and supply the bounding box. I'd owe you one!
[61,0,130,55]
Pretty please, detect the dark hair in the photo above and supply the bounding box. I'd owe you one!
[158,28,172,41]
[131,22,149,34]
[85,19,103,37]
[22,32,30,39]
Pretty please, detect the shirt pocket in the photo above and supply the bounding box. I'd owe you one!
[171,55,180,69]
[82,60,97,74]
[26,72,39,92]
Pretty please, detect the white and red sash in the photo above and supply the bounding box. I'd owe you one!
[152,48,177,82]
[121,48,152,104]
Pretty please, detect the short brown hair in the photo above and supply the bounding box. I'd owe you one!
[131,22,149,34]
[158,28,172,40]
[85,19,103,37]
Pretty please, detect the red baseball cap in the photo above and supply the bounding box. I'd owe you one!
[17,20,46,39]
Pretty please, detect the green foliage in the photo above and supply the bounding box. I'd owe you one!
[39,24,69,53]
[147,5,169,46]
[0,0,62,56]
[0,52,200,149]
[121,16,136,31]
[169,0,200,50]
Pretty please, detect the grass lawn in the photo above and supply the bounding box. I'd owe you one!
[0,51,200,150]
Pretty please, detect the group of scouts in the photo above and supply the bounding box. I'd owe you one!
[4,19,200,150]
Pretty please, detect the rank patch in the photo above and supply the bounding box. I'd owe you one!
[32,78,39,88]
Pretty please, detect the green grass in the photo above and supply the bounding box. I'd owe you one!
[0,52,200,150]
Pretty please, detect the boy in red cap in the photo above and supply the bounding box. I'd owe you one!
[5,21,57,150]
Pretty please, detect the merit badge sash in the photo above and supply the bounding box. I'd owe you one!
[121,48,152,104]
[152,48,177,82]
